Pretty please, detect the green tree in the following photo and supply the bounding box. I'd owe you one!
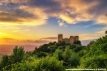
[79,35,107,69]
[11,46,24,63]
[0,55,9,70]
[4,56,65,71]
[53,49,63,60]
[74,40,81,45]
[68,51,80,67]
[63,46,72,66]
[34,56,65,71]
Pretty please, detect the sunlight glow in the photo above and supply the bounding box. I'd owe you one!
[0,32,5,38]
[0,32,16,39]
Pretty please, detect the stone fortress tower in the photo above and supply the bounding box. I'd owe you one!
[58,34,79,44]
[58,34,63,42]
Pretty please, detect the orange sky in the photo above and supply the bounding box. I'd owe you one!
[0,0,107,46]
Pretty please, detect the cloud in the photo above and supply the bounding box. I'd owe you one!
[96,14,107,24]
[0,36,58,45]
[0,37,19,45]
[58,20,68,27]
[0,10,34,22]
[1,38,17,41]
[58,20,65,26]
[18,6,48,25]
[51,0,107,25]
[59,13,76,24]
[0,2,48,26]
[22,39,49,43]
[78,26,107,45]
[0,37,50,45]
[0,0,107,26]
[42,37,57,40]
[54,0,99,24]
[0,0,29,4]
[79,26,107,40]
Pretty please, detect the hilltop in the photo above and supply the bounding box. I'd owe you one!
[0,35,107,71]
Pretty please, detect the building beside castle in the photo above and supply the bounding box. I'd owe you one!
[58,34,79,44]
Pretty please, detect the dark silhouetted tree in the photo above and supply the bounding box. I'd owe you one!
[0,55,9,70]
[11,46,24,63]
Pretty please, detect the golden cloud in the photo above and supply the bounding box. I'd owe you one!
[19,6,48,25]
[0,5,48,26]
[79,27,107,40]
[59,13,76,24]
[96,14,107,24]
[55,0,99,24]
[0,0,107,26]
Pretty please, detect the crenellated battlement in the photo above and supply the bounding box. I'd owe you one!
[58,34,79,44]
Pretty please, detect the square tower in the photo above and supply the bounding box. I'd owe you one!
[58,34,63,42]
[70,36,74,44]
[74,36,79,41]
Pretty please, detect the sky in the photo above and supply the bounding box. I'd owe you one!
[0,0,107,47]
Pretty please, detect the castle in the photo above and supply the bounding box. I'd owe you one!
[58,34,79,44]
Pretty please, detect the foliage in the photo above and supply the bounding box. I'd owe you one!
[2,56,65,71]
[74,40,81,45]
[11,46,25,63]
[1,35,107,71]
[62,46,80,67]
[79,35,107,69]
[0,55,9,69]
[0,46,24,70]
[0,55,2,62]
[34,56,64,71]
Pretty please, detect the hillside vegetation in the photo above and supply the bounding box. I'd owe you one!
[0,35,107,71]
[0,55,2,62]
